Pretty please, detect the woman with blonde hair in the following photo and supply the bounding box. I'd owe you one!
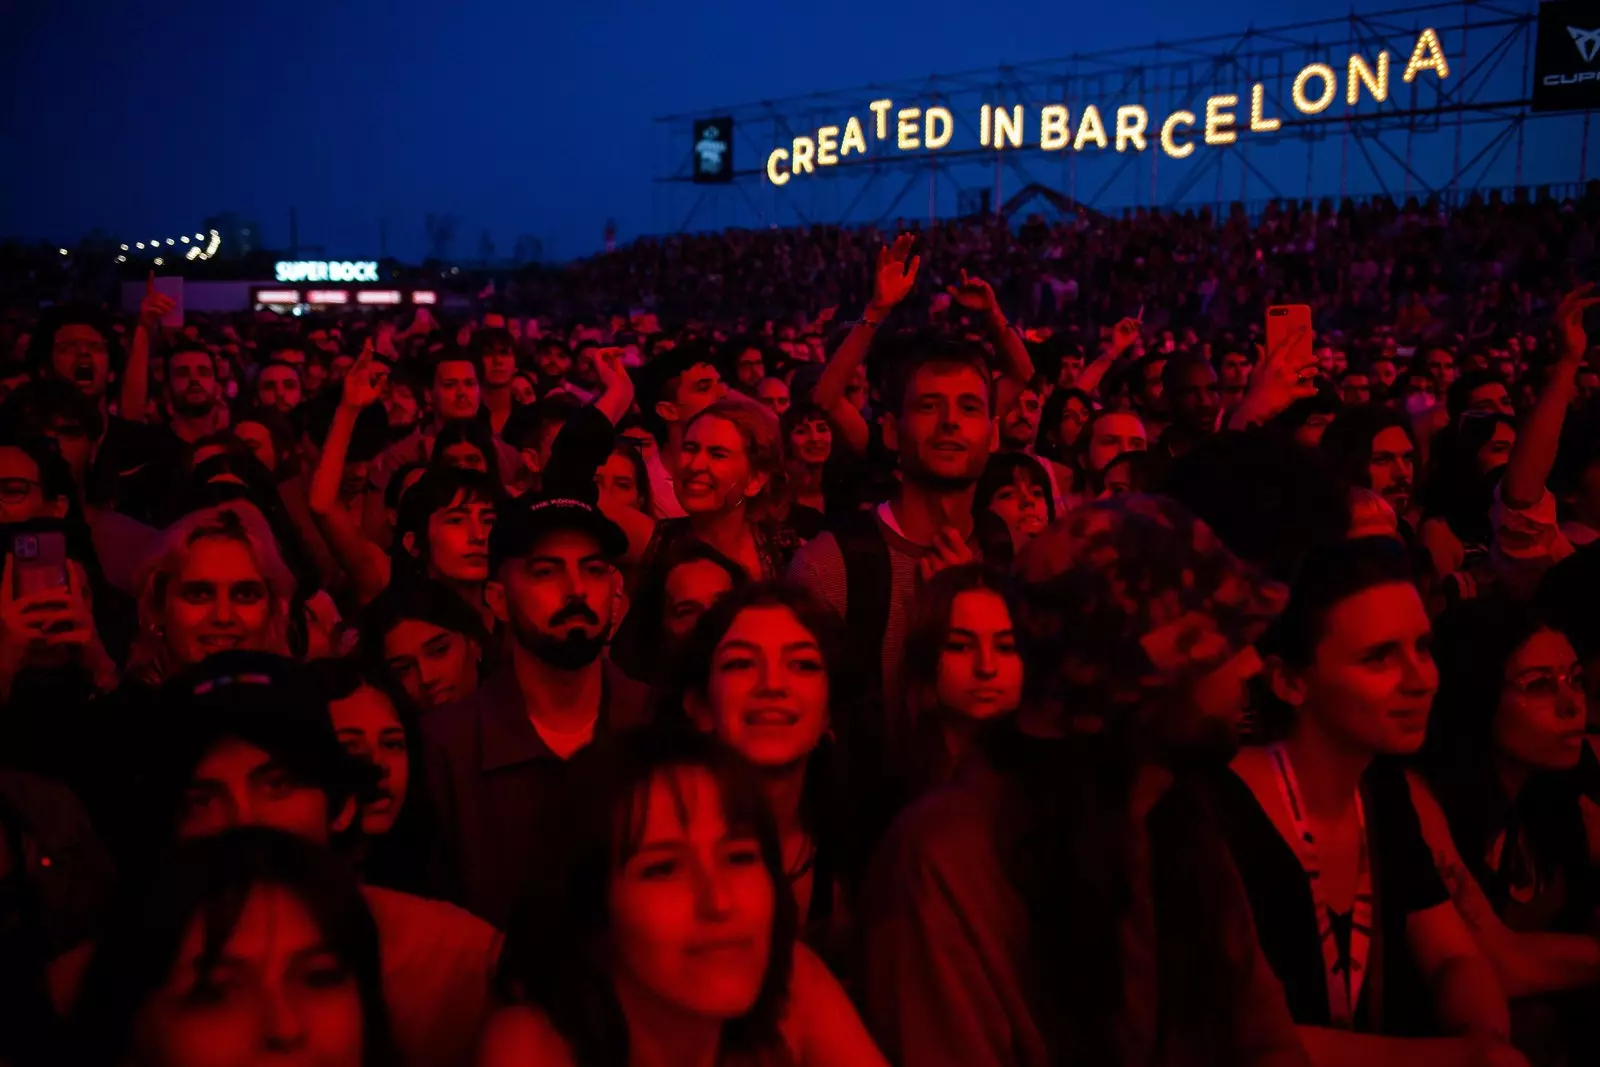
[55,500,300,875]
[640,393,800,583]
[127,500,297,685]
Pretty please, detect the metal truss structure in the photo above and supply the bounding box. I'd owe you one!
[650,1,1595,234]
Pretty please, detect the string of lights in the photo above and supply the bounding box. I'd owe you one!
[103,228,224,266]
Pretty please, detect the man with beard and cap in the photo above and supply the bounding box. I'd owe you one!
[419,492,650,925]
[862,495,1308,1067]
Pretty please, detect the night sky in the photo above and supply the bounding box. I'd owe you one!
[2,0,1578,262]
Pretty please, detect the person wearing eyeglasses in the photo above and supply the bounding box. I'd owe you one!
[1414,600,1600,1067]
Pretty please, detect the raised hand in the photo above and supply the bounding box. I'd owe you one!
[138,271,176,327]
[1554,283,1600,364]
[918,526,976,583]
[374,321,400,361]
[946,270,1000,316]
[1232,321,1317,427]
[340,346,388,410]
[870,233,921,315]
[1109,316,1142,355]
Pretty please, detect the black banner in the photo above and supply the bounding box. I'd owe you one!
[693,118,734,183]
[1532,0,1600,114]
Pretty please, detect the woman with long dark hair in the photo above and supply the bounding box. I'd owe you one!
[864,496,1303,1067]
[1418,411,1516,581]
[1419,600,1600,1065]
[677,582,851,960]
[480,724,884,1067]
[70,827,401,1067]
[896,563,1024,802]
[304,657,440,897]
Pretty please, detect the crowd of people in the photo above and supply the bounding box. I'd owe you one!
[1,184,1600,1067]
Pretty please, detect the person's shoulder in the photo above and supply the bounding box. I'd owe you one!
[476,1005,575,1067]
[876,774,1005,877]
[362,885,500,949]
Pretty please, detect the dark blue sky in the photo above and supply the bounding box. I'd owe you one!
[1,0,1568,262]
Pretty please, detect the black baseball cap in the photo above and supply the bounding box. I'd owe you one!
[157,652,376,811]
[488,493,629,572]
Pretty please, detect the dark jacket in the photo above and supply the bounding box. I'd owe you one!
[419,660,650,927]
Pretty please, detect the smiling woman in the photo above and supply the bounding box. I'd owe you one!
[483,723,885,1067]
[127,501,296,685]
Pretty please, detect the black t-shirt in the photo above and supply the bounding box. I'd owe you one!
[1206,757,1450,1035]
[92,416,184,526]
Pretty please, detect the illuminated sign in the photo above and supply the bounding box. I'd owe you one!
[273,260,379,283]
[256,289,300,304]
[357,290,404,305]
[307,290,349,304]
[1533,2,1600,112]
[411,291,438,305]
[765,29,1450,184]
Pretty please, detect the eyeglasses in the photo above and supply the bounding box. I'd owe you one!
[0,478,41,505]
[1506,666,1585,701]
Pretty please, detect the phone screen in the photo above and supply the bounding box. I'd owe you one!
[11,531,70,598]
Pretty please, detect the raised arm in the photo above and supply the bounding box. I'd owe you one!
[1074,317,1142,399]
[1228,326,1319,431]
[120,273,173,423]
[813,234,919,454]
[309,348,391,605]
[946,270,1034,384]
[1503,286,1600,510]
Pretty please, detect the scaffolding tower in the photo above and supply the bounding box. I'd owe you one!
[650,1,1595,233]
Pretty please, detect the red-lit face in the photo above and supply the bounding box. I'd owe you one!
[891,363,994,488]
[0,446,65,524]
[431,360,480,421]
[135,886,365,1067]
[987,468,1048,543]
[662,560,734,642]
[1085,413,1147,475]
[1056,395,1091,449]
[935,590,1023,722]
[52,324,110,398]
[609,768,775,1021]
[691,605,829,770]
[1277,582,1438,756]
[422,494,495,584]
[482,344,518,389]
[1366,427,1415,515]
[257,365,303,414]
[1475,421,1515,476]
[330,684,408,836]
[1466,382,1514,417]
[1000,389,1043,451]
[178,738,337,843]
[1496,629,1587,773]
[169,352,220,416]
[787,415,831,467]
[755,378,790,417]
[1218,352,1252,390]
[159,538,278,668]
[669,364,727,424]
[1340,375,1372,407]
[735,348,765,388]
[596,451,642,513]
[232,422,278,475]
[382,620,478,711]
[438,442,487,473]
[677,416,762,516]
